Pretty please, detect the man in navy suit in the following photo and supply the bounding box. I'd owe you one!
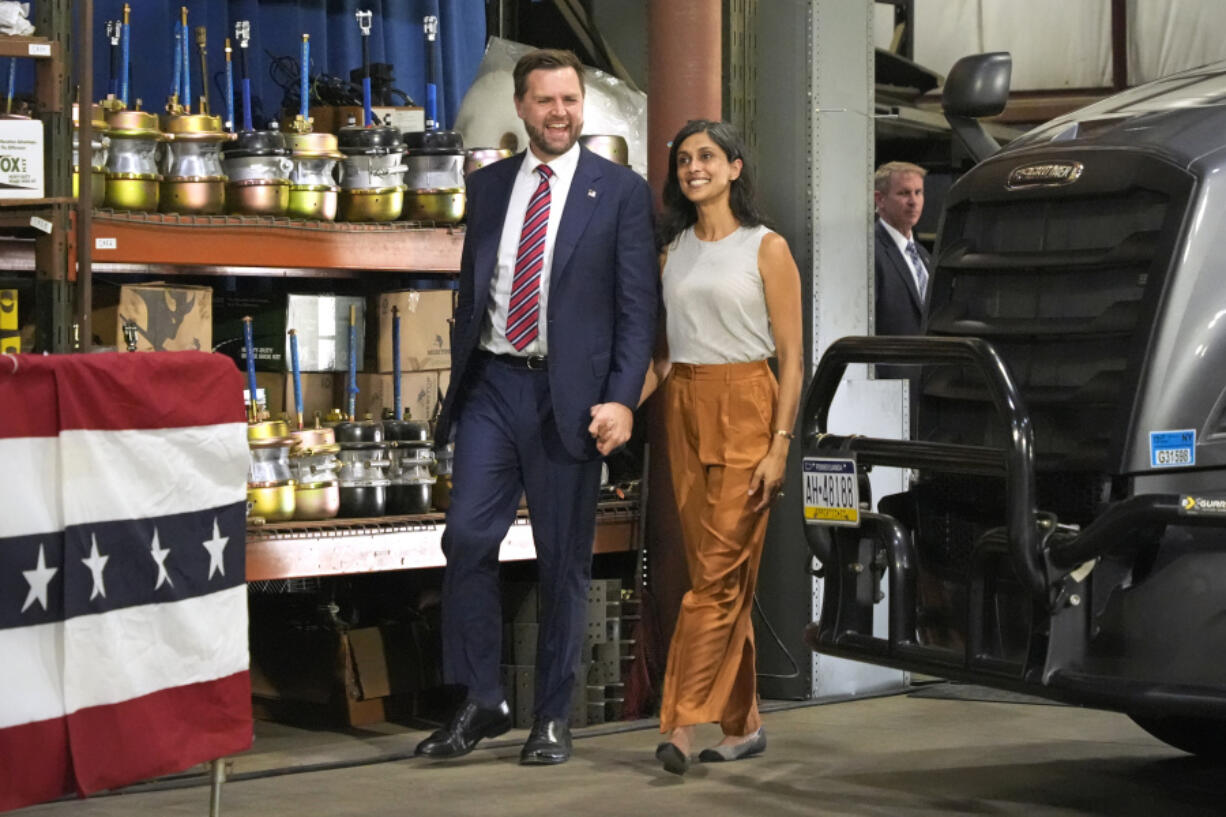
[874,161,930,337]
[415,49,658,766]
[873,161,931,381]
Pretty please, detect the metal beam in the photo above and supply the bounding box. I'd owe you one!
[78,0,94,351]
[1111,0,1128,90]
[891,0,914,61]
[90,213,465,273]
[551,0,639,91]
[726,0,757,155]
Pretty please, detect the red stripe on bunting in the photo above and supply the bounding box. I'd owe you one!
[0,355,57,439]
[1,351,245,433]
[0,715,73,812]
[67,670,252,796]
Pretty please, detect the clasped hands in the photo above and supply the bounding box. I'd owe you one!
[588,402,633,456]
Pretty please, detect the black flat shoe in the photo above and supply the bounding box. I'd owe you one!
[655,741,689,775]
[414,700,512,759]
[697,728,767,763]
[519,717,572,765]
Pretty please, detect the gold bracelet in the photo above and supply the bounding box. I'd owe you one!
[774,429,794,440]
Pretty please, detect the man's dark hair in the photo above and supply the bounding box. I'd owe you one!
[659,119,769,248]
[513,49,585,99]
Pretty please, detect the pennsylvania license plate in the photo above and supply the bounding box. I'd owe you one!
[802,456,860,526]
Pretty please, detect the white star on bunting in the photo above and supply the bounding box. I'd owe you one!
[21,543,58,613]
[149,528,173,590]
[82,535,109,601]
[201,517,229,580]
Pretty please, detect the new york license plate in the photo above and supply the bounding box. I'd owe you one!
[802,456,860,526]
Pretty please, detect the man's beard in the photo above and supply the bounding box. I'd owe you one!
[524,119,579,157]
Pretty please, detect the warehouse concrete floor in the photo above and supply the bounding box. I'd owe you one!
[19,689,1223,817]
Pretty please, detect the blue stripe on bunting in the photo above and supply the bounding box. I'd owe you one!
[0,501,246,631]
[0,529,65,630]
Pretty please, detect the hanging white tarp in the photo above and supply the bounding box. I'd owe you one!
[1129,0,1226,85]
[875,0,1224,91]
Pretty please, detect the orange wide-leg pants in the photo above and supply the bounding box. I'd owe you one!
[658,360,777,736]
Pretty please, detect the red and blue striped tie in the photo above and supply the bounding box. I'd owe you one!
[506,164,553,351]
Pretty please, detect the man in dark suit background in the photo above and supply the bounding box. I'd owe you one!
[874,161,930,337]
[415,49,658,766]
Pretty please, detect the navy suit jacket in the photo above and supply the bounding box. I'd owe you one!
[874,219,931,336]
[436,146,659,460]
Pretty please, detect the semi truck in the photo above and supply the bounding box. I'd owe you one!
[802,53,1226,757]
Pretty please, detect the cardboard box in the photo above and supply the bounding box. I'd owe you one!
[0,289,18,354]
[374,105,426,134]
[304,105,425,135]
[214,292,366,373]
[242,372,286,417]
[288,294,367,372]
[0,118,44,199]
[92,282,212,352]
[377,289,453,372]
[244,372,344,421]
[212,291,285,370]
[286,372,345,421]
[353,371,438,422]
[249,622,432,727]
[247,372,444,424]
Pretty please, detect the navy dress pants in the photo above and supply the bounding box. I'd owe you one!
[440,355,603,719]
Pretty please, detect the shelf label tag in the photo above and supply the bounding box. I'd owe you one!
[28,216,52,234]
[95,237,117,250]
[27,43,51,57]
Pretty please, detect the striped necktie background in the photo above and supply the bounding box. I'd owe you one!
[906,240,928,301]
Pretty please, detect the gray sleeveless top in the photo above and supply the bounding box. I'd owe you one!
[662,224,776,364]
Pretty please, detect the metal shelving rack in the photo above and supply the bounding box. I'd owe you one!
[0,5,75,354]
[90,211,467,274]
[247,502,641,581]
[82,215,639,576]
[83,215,639,577]
[45,4,636,583]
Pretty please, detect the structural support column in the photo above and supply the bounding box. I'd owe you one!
[636,1,721,715]
[746,0,907,700]
[805,0,908,699]
[77,0,94,351]
[647,0,721,203]
[36,0,75,353]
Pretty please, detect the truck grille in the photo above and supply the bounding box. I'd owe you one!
[921,155,1192,485]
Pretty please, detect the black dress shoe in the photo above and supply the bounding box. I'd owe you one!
[414,700,512,759]
[519,717,572,765]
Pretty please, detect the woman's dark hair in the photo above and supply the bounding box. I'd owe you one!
[658,119,768,248]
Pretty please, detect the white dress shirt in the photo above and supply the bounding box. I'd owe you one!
[879,218,928,297]
[480,142,581,356]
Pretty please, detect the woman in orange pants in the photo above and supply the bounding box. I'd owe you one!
[634,120,803,774]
